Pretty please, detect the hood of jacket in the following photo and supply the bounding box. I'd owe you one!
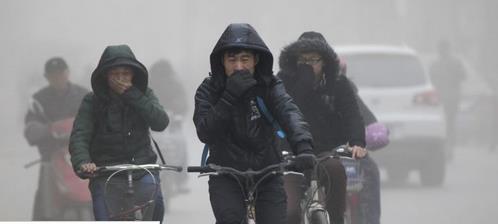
[209,23,274,89]
[91,44,148,99]
[278,31,340,81]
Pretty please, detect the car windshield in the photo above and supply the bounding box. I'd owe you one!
[342,54,427,87]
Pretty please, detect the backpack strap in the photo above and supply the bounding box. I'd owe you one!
[200,144,209,167]
[151,137,167,165]
[256,96,286,139]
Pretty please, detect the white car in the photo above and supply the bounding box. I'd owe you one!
[336,45,447,186]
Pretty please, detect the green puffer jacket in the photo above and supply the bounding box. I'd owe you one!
[69,45,169,176]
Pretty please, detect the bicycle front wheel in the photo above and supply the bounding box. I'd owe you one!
[103,170,159,221]
[310,210,329,224]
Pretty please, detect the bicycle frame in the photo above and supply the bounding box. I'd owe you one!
[188,162,299,224]
[301,175,330,224]
[341,158,365,224]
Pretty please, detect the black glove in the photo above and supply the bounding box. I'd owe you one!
[295,64,315,90]
[287,64,316,106]
[290,153,317,172]
[225,70,257,99]
[323,62,338,78]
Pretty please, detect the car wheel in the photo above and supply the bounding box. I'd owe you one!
[420,147,446,187]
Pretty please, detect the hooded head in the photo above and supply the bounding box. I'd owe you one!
[91,44,148,99]
[210,23,274,86]
[279,31,339,81]
[149,59,174,80]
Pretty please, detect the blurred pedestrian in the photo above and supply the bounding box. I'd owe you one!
[430,40,466,152]
[149,59,190,208]
[24,57,89,220]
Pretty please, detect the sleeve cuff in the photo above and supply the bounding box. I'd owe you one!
[295,141,313,155]
[121,86,144,102]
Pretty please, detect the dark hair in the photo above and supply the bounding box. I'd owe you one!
[44,57,68,75]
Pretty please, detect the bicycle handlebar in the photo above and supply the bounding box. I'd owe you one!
[77,163,183,178]
[187,166,214,173]
[317,145,354,162]
[187,161,295,177]
[98,164,183,172]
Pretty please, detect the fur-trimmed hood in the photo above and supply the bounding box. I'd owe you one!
[278,31,339,80]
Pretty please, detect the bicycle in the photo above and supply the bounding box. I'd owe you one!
[79,163,182,221]
[187,161,301,224]
[284,145,354,224]
[341,156,365,224]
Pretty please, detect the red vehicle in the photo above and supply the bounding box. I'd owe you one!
[26,118,93,220]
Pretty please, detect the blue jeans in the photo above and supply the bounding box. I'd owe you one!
[89,173,165,222]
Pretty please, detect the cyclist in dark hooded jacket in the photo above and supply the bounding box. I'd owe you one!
[278,31,367,224]
[193,23,315,224]
[69,44,169,221]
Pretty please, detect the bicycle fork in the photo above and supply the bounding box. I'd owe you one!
[246,194,256,224]
[303,180,330,224]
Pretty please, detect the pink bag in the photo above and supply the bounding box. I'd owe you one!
[365,122,390,151]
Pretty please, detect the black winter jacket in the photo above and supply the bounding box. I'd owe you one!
[278,37,365,154]
[193,24,313,171]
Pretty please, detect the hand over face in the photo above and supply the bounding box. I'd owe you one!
[225,70,257,98]
[296,64,316,90]
[107,66,134,94]
[108,77,132,94]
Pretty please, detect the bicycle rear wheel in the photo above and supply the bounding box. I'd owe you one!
[103,169,159,220]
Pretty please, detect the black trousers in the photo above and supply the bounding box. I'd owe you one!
[208,175,287,224]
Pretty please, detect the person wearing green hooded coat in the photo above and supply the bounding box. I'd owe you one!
[69,44,169,221]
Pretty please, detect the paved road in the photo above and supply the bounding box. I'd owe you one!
[2,125,497,223]
[166,141,498,223]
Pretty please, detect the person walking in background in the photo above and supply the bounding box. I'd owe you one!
[149,59,189,116]
[430,40,466,153]
[149,59,190,209]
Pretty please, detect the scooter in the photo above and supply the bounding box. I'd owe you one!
[26,118,93,220]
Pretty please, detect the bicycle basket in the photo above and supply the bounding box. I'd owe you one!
[340,158,363,192]
[104,170,159,220]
